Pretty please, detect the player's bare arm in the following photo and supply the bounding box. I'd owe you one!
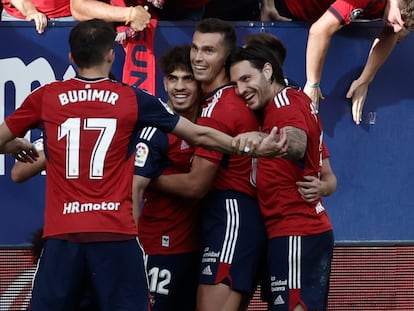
[172,116,254,155]
[0,124,38,162]
[11,150,45,183]
[305,11,342,108]
[296,158,337,202]
[152,156,218,200]
[233,126,288,158]
[283,126,307,160]
[132,175,151,227]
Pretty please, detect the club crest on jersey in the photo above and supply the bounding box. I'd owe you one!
[135,142,149,167]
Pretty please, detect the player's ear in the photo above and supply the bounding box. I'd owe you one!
[163,76,168,92]
[68,52,74,64]
[263,62,273,82]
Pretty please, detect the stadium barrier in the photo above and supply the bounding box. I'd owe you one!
[1,243,414,310]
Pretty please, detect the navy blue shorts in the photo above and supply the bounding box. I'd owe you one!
[199,190,266,294]
[266,230,334,311]
[146,252,200,311]
[30,238,150,311]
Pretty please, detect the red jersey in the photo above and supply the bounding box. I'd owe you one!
[135,126,201,254]
[6,77,179,239]
[256,87,332,238]
[286,0,386,23]
[2,0,71,19]
[195,84,259,198]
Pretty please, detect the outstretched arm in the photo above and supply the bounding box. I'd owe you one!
[347,26,400,124]
[260,0,292,21]
[304,11,343,109]
[0,123,38,161]
[233,127,288,158]
[70,0,150,31]
[172,116,251,155]
[10,0,47,34]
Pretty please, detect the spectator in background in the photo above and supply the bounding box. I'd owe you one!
[132,44,202,311]
[260,0,414,125]
[1,0,73,34]
[229,38,334,311]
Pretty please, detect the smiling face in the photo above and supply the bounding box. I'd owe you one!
[164,68,199,116]
[229,60,274,111]
[190,31,229,92]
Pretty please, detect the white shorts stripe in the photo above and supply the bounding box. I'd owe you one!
[220,199,240,264]
[288,236,301,289]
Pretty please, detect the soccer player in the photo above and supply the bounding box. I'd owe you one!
[229,41,334,311]
[241,32,337,203]
[0,18,271,311]
[132,44,202,311]
[151,18,286,311]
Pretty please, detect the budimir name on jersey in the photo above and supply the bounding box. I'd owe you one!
[58,89,119,106]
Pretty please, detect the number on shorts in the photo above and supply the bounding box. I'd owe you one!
[148,267,171,295]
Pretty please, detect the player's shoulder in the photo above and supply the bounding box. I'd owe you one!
[138,126,166,142]
[273,86,310,106]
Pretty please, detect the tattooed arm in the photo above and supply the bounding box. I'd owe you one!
[283,126,307,160]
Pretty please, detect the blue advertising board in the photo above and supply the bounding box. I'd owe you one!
[1,20,414,244]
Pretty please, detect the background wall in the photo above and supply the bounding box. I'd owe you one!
[1,20,413,245]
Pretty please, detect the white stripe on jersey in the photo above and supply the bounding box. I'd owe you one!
[288,236,301,289]
[201,99,217,118]
[274,88,290,109]
[220,199,240,264]
[139,127,157,141]
[201,88,226,118]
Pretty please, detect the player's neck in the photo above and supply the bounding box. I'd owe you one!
[77,67,111,80]
[200,69,228,94]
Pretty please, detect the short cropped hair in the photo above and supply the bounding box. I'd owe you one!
[158,45,192,75]
[243,32,287,67]
[69,19,116,69]
[228,45,286,86]
[194,18,237,55]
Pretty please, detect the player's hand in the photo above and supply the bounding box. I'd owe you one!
[346,79,369,125]
[260,6,292,22]
[130,6,151,32]
[296,175,323,202]
[26,12,47,34]
[303,84,324,110]
[254,127,288,157]
[11,138,39,163]
[232,131,264,155]
[384,0,404,33]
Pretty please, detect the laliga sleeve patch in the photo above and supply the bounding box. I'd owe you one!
[135,142,149,167]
